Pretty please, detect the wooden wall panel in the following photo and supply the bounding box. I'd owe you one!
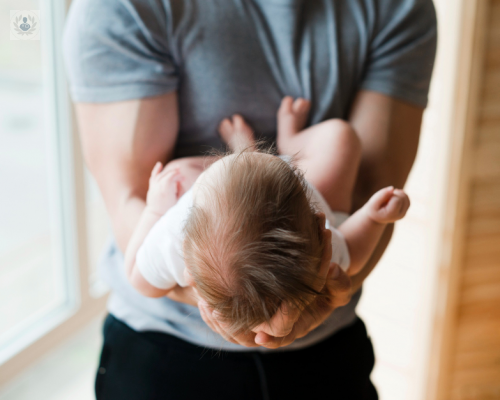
[448,0,500,397]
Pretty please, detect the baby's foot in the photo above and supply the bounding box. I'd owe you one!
[218,114,256,152]
[277,96,311,155]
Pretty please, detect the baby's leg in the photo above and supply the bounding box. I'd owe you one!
[277,97,361,214]
[218,114,256,152]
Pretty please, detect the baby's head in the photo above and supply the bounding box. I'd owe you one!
[183,148,325,335]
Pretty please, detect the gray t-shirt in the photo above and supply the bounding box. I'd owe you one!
[63,0,437,351]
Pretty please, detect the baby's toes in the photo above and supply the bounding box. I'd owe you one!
[278,96,294,118]
[218,118,235,142]
[292,98,311,116]
[232,114,253,136]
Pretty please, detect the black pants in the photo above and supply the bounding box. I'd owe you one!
[96,314,378,400]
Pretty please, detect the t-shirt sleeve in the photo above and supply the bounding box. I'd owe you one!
[63,0,178,102]
[361,0,437,108]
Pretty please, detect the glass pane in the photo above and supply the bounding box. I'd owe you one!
[0,0,74,361]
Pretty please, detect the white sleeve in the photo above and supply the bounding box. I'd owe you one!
[326,223,351,272]
[306,180,351,271]
[135,190,193,289]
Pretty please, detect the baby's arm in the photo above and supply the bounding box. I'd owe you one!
[124,162,184,297]
[338,187,410,276]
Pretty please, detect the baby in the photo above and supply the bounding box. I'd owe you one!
[124,97,410,336]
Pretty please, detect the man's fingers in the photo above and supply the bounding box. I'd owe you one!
[317,230,333,283]
[213,312,259,347]
[326,266,352,308]
[200,303,238,344]
[199,301,217,332]
[255,331,293,349]
[251,302,300,337]
[200,302,259,347]
[315,211,326,231]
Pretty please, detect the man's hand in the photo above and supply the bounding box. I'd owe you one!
[198,299,260,347]
[253,264,352,349]
[146,162,184,216]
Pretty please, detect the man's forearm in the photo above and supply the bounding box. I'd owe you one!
[109,194,147,253]
[347,91,423,291]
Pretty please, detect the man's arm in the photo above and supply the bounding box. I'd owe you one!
[76,92,179,251]
[76,92,197,305]
[348,90,423,292]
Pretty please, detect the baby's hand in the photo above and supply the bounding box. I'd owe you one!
[365,187,410,224]
[146,162,184,216]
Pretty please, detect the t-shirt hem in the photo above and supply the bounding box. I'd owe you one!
[361,81,429,109]
[69,83,177,103]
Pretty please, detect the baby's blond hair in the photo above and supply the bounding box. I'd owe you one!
[183,146,325,335]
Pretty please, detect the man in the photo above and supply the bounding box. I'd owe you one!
[64,0,436,398]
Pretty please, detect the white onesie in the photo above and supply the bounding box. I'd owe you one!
[136,181,351,290]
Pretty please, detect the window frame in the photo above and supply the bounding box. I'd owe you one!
[0,0,107,387]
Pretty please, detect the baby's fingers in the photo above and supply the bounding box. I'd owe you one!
[369,186,395,210]
[386,189,410,218]
[150,162,163,178]
[158,169,182,184]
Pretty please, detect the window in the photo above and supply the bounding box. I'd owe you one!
[0,0,108,384]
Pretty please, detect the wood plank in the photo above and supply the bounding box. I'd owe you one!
[454,348,500,371]
[465,234,500,257]
[462,264,500,286]
[460,280,500,304]
[456,319,500,353]
[451,383,500,400]
[485,49,500,69]
[482,77,500,101]
[479,100,500,123]
[452,366,500,387]
[464,252,500,270]
[458,300,500,322]
[472,143,500,179]
[468,214,500,236]
[477,121,500,145]
[470,179,500,211]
